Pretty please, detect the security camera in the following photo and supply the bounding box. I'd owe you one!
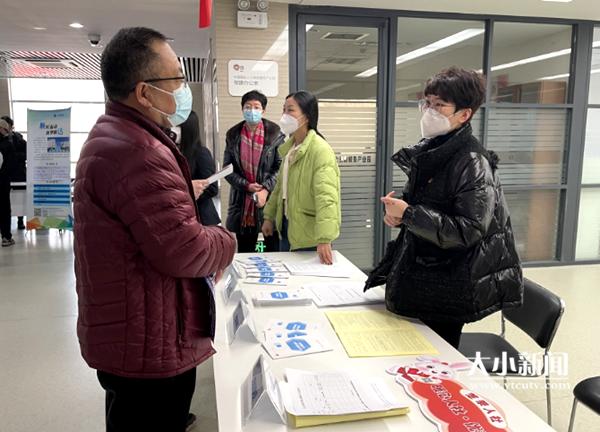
[88,34,101,47]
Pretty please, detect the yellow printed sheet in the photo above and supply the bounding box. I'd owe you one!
[325,310,438,357]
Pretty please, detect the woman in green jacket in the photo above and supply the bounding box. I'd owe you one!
[262,91,341,264]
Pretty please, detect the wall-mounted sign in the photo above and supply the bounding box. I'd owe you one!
[228,60,278,97]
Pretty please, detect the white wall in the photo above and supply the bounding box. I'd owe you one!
[214,0,290,220]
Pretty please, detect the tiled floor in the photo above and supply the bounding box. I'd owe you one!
[1,227,599,431]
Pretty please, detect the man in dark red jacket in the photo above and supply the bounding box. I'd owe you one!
[74,27,236,432]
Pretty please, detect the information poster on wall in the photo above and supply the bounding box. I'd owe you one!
[228,60,278,97]
[26,108,73,230]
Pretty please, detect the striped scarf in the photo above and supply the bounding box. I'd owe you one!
[240,121,264,227]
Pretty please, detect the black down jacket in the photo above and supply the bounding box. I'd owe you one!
[365,123,523,323]
[224,118,284,233]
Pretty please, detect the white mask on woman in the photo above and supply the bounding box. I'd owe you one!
[279,113,301,135]
[420,108,454,139]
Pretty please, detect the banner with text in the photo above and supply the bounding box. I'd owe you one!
[26,108,73,230]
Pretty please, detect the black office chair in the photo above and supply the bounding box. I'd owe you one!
[568,376,600,432]
[459,278,565,426]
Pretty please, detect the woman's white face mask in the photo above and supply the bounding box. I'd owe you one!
[279,113,302,135]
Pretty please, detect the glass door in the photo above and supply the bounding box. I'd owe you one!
[294,14,392,270]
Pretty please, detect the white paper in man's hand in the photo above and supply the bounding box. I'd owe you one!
[206,164,234,184]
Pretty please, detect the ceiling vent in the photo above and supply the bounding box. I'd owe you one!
[321,32,369,42]
[15,58,79,69]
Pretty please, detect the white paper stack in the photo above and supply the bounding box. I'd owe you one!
[246,269,290,279]
[304,281,385,307]
[236,256,283,268]
[244,277,288,287]
[252,289,313,306]
[284,253,353,278]
[279,369,409,426]
[234,256,291,281]
[262,319,333,359]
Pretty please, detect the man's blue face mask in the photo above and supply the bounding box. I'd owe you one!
[147,82,193,127]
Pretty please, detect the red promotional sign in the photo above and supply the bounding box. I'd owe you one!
[388,357,510,432]
[199,0,213,28]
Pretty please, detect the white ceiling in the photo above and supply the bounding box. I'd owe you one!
[274,0,600,21]
[305,20,574,73]
[0,0,595,66]
[0,0,212,57]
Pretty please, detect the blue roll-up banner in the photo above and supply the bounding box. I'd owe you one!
[26,108,73,230]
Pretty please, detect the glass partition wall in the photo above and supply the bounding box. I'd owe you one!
[290,8,596,267]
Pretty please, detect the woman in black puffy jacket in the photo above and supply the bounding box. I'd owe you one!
[365,67,523,348]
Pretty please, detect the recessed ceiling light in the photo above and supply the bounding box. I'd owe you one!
[69,22,84,29]
[33,27,47,31]
[166,37,175,42]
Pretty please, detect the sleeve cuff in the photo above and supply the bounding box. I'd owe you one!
[402,205,416,226]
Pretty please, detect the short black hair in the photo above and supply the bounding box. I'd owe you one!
[101,27,167,101]
[424,67,486,117]
[241,90,267,110]
[1,116,13,127]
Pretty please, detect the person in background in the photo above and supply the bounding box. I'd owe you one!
[0,119,16,247]
[73,27,236,432]
[224,90,284,252]
[261,90,341,265]
[364,67,523,349]
[174,110,220,226]
[1,116,26,230]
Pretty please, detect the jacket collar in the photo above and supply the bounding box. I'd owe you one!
[391,123,483,175]
[105,101,198,218]
[279,129,317,163]
[106,101,179,152]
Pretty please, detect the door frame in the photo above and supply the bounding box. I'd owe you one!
[289,10,397,266]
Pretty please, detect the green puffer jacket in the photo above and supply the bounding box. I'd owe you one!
[263,129,341,250]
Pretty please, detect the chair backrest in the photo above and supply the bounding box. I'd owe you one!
[503,278,565,349]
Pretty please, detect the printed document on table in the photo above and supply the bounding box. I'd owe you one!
[304,281,385,307]
[261,319,333,359]
[284,252,353,278]
[325,310,438,357]
[262,332,332,359]
[280,369,409,416]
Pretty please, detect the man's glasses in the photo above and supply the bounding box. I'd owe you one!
[130,76,187,92]
[144,76,187,85]
[418,99,455,113]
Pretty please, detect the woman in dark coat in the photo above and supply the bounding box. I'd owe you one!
[176,110,220,226]
[365,67,523,349]
[224,90,285,252]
